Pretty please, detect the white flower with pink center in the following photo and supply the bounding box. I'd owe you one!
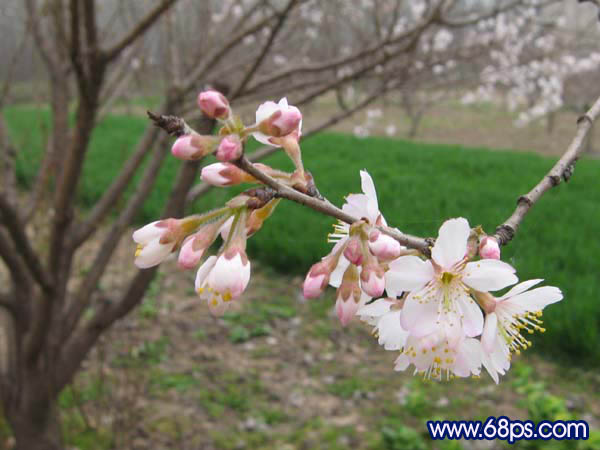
[386,218,518,340]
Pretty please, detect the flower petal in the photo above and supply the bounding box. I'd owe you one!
[456,291,484,337]
[497,279,544,300]
[385,256,434,297]
[500,286,563,315]
[329,255,350,288]
[431,217,470,269]
[377,310,409,350]
[481,312,498,353]
[135,240,174,269]
[462,259,518,292]
[132,221,164,244]
[400,287,440,337]
[359,170,379,220]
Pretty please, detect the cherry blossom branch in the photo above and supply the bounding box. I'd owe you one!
[494,94,600,245]
[232,155,432,253]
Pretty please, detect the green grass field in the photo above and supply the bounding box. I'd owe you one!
[4,106,600,367]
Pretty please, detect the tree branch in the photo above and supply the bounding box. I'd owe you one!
[0,195,53,294]
[233,155,431,252]
[103,0,179,63]
[494,94,600,245]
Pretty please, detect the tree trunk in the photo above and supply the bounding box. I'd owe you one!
[6,372,63,450]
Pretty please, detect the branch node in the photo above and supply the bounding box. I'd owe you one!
[562,163,576,183]
[577,114,593,125]
[516,195,533,206]
[147,110,187,137]
[548,174,561,187]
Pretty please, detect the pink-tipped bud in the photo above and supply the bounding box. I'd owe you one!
[360,261,385,298]
[479,236,500,260]
[171,134,218,160]
[368,230,402,261]
[216,135,243,162]
[303,260,332,299]
[343,236,364,266]
[336,294,363,326]
[201,163,254,187]
[335,264,362,326]
[258,107,302,138]
[177,236,205,269]
[197,90,230,119]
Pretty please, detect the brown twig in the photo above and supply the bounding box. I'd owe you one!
[0,195,53,294]
[494,94,600,245]
[233,155,432,252]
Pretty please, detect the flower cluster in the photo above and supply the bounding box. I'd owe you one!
[304,173,562,383]
[134,91,563,384]
[133,91,303,315]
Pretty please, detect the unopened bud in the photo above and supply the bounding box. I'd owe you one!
[479,236,500,260]
[216,135,243,162]
[360,260,385,298]
[171,134,218,160]
[258,108,302,137]
[201,163,255,187]
[178,236,205,269]
[343,236,364,266]
[368,230,402,261]
[303,260,332,299]
[197,90,230,119]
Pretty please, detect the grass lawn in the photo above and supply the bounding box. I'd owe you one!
[4,106,600,367]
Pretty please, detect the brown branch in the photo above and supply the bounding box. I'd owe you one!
[233,155,431,252]
[0,195,53,294]
[0,229,30,289]
[103,0,179,63]
[230,0,299,99]
[494,94,600,245]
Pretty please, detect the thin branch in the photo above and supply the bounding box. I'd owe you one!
[103,0,178,63]
[494,94,600,245]
[233,155,431,252]
[0,195,53,294]
[230,0,299,99]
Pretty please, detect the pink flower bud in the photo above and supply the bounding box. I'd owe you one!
[369,230,402,261]
[343,236,364,266]
[171,134,218,160]
[336,294,363,327]
[259,108,302,137]
[215,135,242,162]
[177,236,205,269]
[479,236,500,260]
[360,261,385,298]
[201,163,254,186]
[197,90,230,119]
[303,260,332,299]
